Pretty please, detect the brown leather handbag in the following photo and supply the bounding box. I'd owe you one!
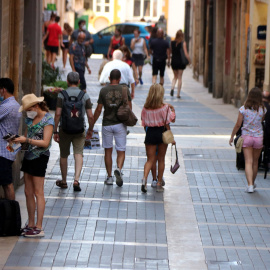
[116,86,138,126]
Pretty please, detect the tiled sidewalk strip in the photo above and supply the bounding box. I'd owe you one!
[178,69,270,270]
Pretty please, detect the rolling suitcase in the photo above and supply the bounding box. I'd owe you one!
[0,199,21,236]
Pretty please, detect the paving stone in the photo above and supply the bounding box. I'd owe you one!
[6,54,270,270]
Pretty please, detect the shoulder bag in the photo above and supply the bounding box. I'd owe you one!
[180,42,189,66]
[116,86,138,126]
[170,144,180,174]
[162,105,174,144]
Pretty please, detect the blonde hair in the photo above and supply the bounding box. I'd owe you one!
[175,29,184,43]
[144,84,164,109]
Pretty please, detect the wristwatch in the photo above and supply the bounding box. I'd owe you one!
[53,131,59,134]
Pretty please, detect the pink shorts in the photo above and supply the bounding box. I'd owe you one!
[242,135,263,149]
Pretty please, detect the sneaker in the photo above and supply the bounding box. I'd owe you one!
[24,227,44,238]
[139,78,143,85]
[151,179,157,188]
[156,184,164,193]
[20,225,33,236]
[104,176,114,185]
[245,185,254,193]
[114,168,123,187]
[141,178,147,193]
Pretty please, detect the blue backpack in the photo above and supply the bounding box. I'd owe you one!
[61,90,85,134]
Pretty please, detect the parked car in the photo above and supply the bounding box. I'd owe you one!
[92,22,152,56]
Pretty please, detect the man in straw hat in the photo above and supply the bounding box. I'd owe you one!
[0,78,21,200]
[53,71,94,191]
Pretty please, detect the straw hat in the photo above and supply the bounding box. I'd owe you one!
[19,94,44,112]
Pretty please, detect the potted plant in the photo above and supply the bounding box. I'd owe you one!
[43,86,63,110]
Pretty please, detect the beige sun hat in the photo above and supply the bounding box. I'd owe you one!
[19,94,44,112]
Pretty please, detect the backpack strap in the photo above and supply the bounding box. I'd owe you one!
[77,90,85,101]
[60,90,69,101]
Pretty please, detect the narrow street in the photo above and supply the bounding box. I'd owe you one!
[2,57,270,270]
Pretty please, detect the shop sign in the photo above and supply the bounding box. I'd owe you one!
[257,25,267,40]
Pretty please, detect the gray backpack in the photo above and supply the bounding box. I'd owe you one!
[61,90,85,134]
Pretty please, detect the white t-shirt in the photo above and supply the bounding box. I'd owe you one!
[99,59,135,85]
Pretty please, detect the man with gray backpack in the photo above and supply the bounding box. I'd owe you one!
[53,72,94,191]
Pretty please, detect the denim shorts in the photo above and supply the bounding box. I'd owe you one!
[242,135,263,149]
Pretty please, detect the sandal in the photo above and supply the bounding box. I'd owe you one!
[73,180,81,192]
[56,180,68,189]
[20,224,33,236]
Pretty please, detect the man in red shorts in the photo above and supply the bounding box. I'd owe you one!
[43,16,63,69]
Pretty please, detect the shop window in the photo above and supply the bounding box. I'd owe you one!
[96,0,110,13]
[134,0,156,17]
[152,0,157,17]
[84,0,93,10]
[134,0,141,16]
[144,0,150,16]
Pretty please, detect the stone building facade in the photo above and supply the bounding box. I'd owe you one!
[187,0,270,106]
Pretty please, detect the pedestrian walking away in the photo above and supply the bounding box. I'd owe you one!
[42,12,56,64]
[94,69,132,187]
[69,32,91,92]
[130,28,149,85]
[0,78,21,200]
[141,84,176,193]
[99,50,135,99]
[229,87,266,193]
[148,27,158,65]
[61,23,73,69]
[170,29,191,98]
[53,72,94,192]
[119,45,139,85]
[42,16,64,69]
[149,28,170,86]
[107,28,125,60]
[14,94,54,237]
[70,19,94,59]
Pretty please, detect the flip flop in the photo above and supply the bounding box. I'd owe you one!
[55,180,68,189]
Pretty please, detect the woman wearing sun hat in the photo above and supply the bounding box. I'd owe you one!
[14,93,54,237]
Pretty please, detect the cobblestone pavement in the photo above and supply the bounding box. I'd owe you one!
[2,56,270,270]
